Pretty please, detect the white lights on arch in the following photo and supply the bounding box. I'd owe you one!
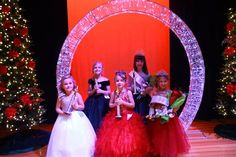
[56,0,205,130]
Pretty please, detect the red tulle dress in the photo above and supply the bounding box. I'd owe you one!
[147,90,190,157]
[95,90,151,157]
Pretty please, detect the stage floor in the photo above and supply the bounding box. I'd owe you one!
[0,119,236,157]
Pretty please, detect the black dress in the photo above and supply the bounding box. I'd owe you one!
[84,79,110,132]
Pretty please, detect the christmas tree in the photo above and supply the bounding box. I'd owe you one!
[0,0,46,131]
[215,8,236,116]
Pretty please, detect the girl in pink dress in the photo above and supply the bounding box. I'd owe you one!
[95,70,151,157]
[147,70,190,157]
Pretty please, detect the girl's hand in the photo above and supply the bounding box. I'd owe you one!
[72,102,79,110]
[96,88,103,94]
[94,84,99,90]
[115,98,124,106]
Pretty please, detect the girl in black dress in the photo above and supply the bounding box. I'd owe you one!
[84,61,111,132]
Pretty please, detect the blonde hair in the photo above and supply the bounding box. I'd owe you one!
[92,61,103,71]
[59,75,77,94]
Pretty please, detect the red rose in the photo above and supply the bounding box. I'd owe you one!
[13,38,21,47]
[20,27,28,36]
[224,47,235,56]
[8,50,19,58]
[0,65,8,75]
[5,107,17,120]
[27,60,36,69]
[2,6,11,13]
[226,22,235,31]
[170,90,182,105]
[3,20,12,28]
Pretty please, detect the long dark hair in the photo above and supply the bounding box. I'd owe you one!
[133,53,149,74]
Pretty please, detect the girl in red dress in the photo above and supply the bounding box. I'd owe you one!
[95,70,151,157]
[147,70,190,157]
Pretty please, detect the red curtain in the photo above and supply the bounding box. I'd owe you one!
[67,0,169,99]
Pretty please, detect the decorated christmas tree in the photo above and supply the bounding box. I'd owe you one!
[0,0,46,131]
[215,8,236,116]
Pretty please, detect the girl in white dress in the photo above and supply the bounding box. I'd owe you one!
[46,75,96,157]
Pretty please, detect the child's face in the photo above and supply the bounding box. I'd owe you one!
[157,77,168,90]
[135,59,144,69]
[93,63,103,76]
[115,75,125,90]
[62,78,74,93]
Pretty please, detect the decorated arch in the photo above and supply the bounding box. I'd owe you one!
[56,0,205,130]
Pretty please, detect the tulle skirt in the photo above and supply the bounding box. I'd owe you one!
[46,111,96,157]
[95,109,151,157]
[147,117,190,157]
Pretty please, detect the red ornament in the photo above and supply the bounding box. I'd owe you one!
[224,47,235,56]
[226,22,235,31]
[20,27,28,36]
[4,107,17,120]
[3,20,12,29]
[0,65,8,75]
[27,60,36,69]
[8,50,19,58]
[13,38,22,47]
[226,84,234,95]
[20,94,32,106]
[2,6,11,13]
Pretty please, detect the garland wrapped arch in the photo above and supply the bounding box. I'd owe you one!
[56,0,205,130]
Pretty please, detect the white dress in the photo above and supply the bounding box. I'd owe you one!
[46,94,96,157]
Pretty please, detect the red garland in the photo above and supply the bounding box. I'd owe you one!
[0,65,8,75]
[4,107,17,120]
[13,38,22,47]
[8,50,19,58]
[226,22,235,31]
[2,6,11,13]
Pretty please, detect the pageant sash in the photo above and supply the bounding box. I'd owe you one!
[129,70,145,87]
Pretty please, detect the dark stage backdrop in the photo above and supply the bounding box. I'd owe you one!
[19,0,236,123]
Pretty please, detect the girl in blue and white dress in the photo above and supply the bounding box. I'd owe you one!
[46,75,96,157]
